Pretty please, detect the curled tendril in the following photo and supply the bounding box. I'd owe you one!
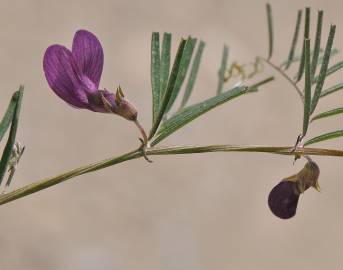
[224,57,264,83]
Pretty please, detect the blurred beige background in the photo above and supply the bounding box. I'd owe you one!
[1,0,343,269]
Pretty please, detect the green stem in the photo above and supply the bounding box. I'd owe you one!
[146,144,343,156]
[0,144,343,206]
[0,148,141,205]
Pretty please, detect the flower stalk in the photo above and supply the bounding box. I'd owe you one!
[134,119,148,145]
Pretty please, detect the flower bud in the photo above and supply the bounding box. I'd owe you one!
[268,181,300,219]
[113,86,138,121]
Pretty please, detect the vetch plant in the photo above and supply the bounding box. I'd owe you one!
[1,4,343,220]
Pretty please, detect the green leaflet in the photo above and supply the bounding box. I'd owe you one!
[148,39,187,139]
[304,130,343,146]
[0,92,20,142]
[165,37,197,113]
[0,86,24,185]
[248,76,274,91]
[151,85,248,146]
[302,38,311,137]
[150,76,273,145]
[327,60,343,74]
[313,60,343,84]
[295,7,310,83]
[282,48,338,69]
[284,10,302,70]
[311,107,343,122]
[310,10,323,80]
[160,33,172,100]
[310,25,336,115]
[317,48,339,65]
[151,32,161,124]
[217,45,229,95]
[266,3,273,59]
[320,82,343,98]
[180,40,206,109]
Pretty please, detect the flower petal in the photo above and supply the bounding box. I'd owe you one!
[268,181,300,219]
[72,30,104,88]
[43,45,89,108]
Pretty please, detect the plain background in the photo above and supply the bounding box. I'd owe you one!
[1,0,343,269]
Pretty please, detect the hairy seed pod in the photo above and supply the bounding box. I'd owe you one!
[268,159,320,219]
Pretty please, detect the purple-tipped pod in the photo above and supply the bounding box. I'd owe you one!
[268,159,320,219]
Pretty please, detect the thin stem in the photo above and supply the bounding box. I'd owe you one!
[147,144,343,157]
[134,119,152,162]
[0,144,343,206]
[260,57,304,102]
[134,119,148,144]
[0,148,142,205]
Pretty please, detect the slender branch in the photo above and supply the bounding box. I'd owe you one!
[260,57,304,102]
[0,148,142,205]
[146,144,343,156]
[0,144,343,206]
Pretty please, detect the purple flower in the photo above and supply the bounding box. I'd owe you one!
[268,160,320,219]
[43,30,137,121]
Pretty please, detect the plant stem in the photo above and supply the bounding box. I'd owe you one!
[0,144,343,206]
[260,57,304,102]
[146,144,343,156]
[0,148,141,205]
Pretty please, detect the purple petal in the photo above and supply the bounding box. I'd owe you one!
[72,30,104,88]
[43,45,90,108]
[268,181,299,219]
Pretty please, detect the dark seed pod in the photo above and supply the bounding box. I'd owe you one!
[268,159,320,219]
[268,181,300,219]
